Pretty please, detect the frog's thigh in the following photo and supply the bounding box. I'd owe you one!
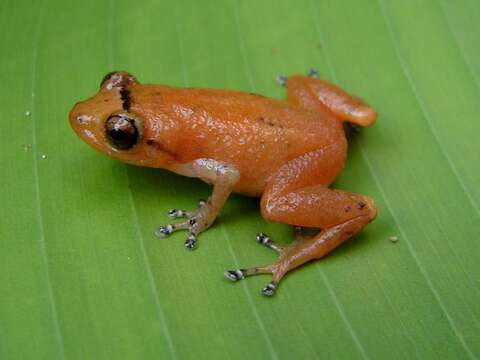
[262,141,347,204]
[286,75,376,126]
[262,185,375,229]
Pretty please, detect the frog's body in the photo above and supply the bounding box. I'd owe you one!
[69,71,377,297]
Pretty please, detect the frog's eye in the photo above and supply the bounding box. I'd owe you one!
[100,71,118,89]
[105,114,139,150]
[100,71,139,91]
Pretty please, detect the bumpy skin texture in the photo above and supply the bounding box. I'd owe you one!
[71,74,346,196]
[69,71,378,296]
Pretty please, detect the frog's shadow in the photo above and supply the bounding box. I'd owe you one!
[123,164,259,222]
[91,125,383,261]
[125,164,210,201]
[123,165,379,251]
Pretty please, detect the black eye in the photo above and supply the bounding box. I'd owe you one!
[105,115,139,150]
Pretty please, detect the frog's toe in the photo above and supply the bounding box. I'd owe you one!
[155,224,175,238]
[261,282,278,297]
[184,233,197,250]
[307,68,319,78]
[168,209,191,219]
[224,269,246,282]
[167,199,205,219]
[256,232,284,253]
[276,75,288,86]
[155,219,190,237]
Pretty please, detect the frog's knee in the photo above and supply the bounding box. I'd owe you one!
[358,196,377,223]
[260,195,284,222]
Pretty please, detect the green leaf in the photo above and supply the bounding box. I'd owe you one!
[1,0,479,359]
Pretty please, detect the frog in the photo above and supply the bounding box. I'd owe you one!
[69,70,378,297]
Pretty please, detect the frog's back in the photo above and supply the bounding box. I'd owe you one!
[138,84,340,129]
[132,84,346,195]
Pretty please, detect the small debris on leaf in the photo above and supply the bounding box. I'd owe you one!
[388,235,399,243]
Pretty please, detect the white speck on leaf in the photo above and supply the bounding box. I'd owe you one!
[389,235,399,243]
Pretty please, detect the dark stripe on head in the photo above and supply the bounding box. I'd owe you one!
[120,88,131,111]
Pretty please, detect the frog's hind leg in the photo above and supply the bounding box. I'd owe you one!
[286,74,377,127]
[225,145,374,297]
[267,186,376,296]
[226,186,377,297]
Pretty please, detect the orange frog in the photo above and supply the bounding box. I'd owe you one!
[69,70,377,297]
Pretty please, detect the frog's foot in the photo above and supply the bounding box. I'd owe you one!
[166,199,206,220]
[255,232,285,253]
[225,228,320,297]
[224,232,290,297]
[155,199,210,250]
[156,159,239,250]
[224,266,280,297]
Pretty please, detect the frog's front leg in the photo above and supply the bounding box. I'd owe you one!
[156,159,240,249]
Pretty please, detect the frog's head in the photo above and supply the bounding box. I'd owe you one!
[69,71,158,166]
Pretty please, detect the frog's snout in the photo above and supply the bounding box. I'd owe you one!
[69,101,87,126]
[68,100,102,146]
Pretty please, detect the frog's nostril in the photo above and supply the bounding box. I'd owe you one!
[76,114,93,125]
[69,102,86,126]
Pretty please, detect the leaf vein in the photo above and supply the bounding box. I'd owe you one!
[107,3,177,357]
[30,0,66,358]
[372,2,476,358]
